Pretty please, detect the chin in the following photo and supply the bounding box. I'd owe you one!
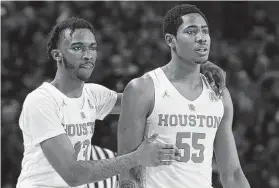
[194,56,208,64]
[77,69,94,82]
[77,74,91,82]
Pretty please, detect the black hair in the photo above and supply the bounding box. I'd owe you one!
[47,17,95,59]
[163,4,208,37]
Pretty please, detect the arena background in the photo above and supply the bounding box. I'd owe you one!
[1,1,279,188]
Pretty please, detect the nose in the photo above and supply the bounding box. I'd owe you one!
[82,49,94,61]
[196,32,206,43]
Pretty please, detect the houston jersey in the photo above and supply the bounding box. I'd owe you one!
[17,82,117,188]
[145,68,224,188]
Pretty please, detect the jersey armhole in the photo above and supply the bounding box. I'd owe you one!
[146,73,157,119]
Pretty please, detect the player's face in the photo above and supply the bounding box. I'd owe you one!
[60,28,97,81]
[175,13,210,64]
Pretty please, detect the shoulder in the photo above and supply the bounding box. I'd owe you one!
[220,87,233,119]
[84,83,110,91]
[24,85,55,106]
[84,83,116,94]
[124,74,154,98]
[121,74,154,115]
[221,88,233,107]
[200,73,211,88]
[22,84,61,114]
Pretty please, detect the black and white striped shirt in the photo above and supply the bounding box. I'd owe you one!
[88,145,119,188]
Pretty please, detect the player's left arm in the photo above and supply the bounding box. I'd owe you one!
[214,88,251,188]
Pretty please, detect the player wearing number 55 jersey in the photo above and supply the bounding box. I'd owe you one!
[118,4,250,188]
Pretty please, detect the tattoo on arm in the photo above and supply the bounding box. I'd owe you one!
[121,180,136,188]
[130,165,146,188]
[120,165,146,188]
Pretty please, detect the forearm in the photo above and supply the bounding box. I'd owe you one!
[220,169,250,188]
[120,165,146,188]
[118,138,146,188]
[69,151,139,187]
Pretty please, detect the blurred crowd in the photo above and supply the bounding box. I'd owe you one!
[1,1,279,188]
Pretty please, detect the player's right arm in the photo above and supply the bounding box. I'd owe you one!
[118,75,180,188]
[22,91,176,187]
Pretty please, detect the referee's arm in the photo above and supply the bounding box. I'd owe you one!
[88,145,119,188]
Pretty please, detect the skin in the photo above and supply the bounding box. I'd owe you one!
[19,15,226,187]
[214,88,251,188]
[171,13,211,64]
[117,75,157,188]
[50,28,98,98]
[118,13,250,188]
[40,28,178,187]
[50,28,223,112]
[51,28,122,111]
[59,28,98,82]
[161,13,211,101]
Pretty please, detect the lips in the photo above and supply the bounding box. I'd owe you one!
[195,45,209,56]
[196,48,207,52]
[195,45,208,52]
[80,63,94,69]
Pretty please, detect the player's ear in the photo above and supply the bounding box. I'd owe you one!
[165,34,176,49]
[51,49,62,62]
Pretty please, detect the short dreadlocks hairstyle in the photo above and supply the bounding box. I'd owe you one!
[163,4,208,37]
[47,17,96,59]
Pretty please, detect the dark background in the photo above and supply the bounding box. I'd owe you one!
[2,1,279,188]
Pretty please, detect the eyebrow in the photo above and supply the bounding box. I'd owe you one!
[184,25,208,29]
[71,42,97,46]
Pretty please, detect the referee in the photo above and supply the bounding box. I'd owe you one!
[88,145,119,188]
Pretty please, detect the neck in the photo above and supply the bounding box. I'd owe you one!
[163,52,201,85]
[51,68,84,98]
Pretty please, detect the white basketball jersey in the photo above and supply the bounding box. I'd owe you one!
[145,68,224,188]
[17,82,117,188]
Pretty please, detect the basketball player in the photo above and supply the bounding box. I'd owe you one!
[16,15,226,188]
[16,17,181,188]
[118,4,251,188]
